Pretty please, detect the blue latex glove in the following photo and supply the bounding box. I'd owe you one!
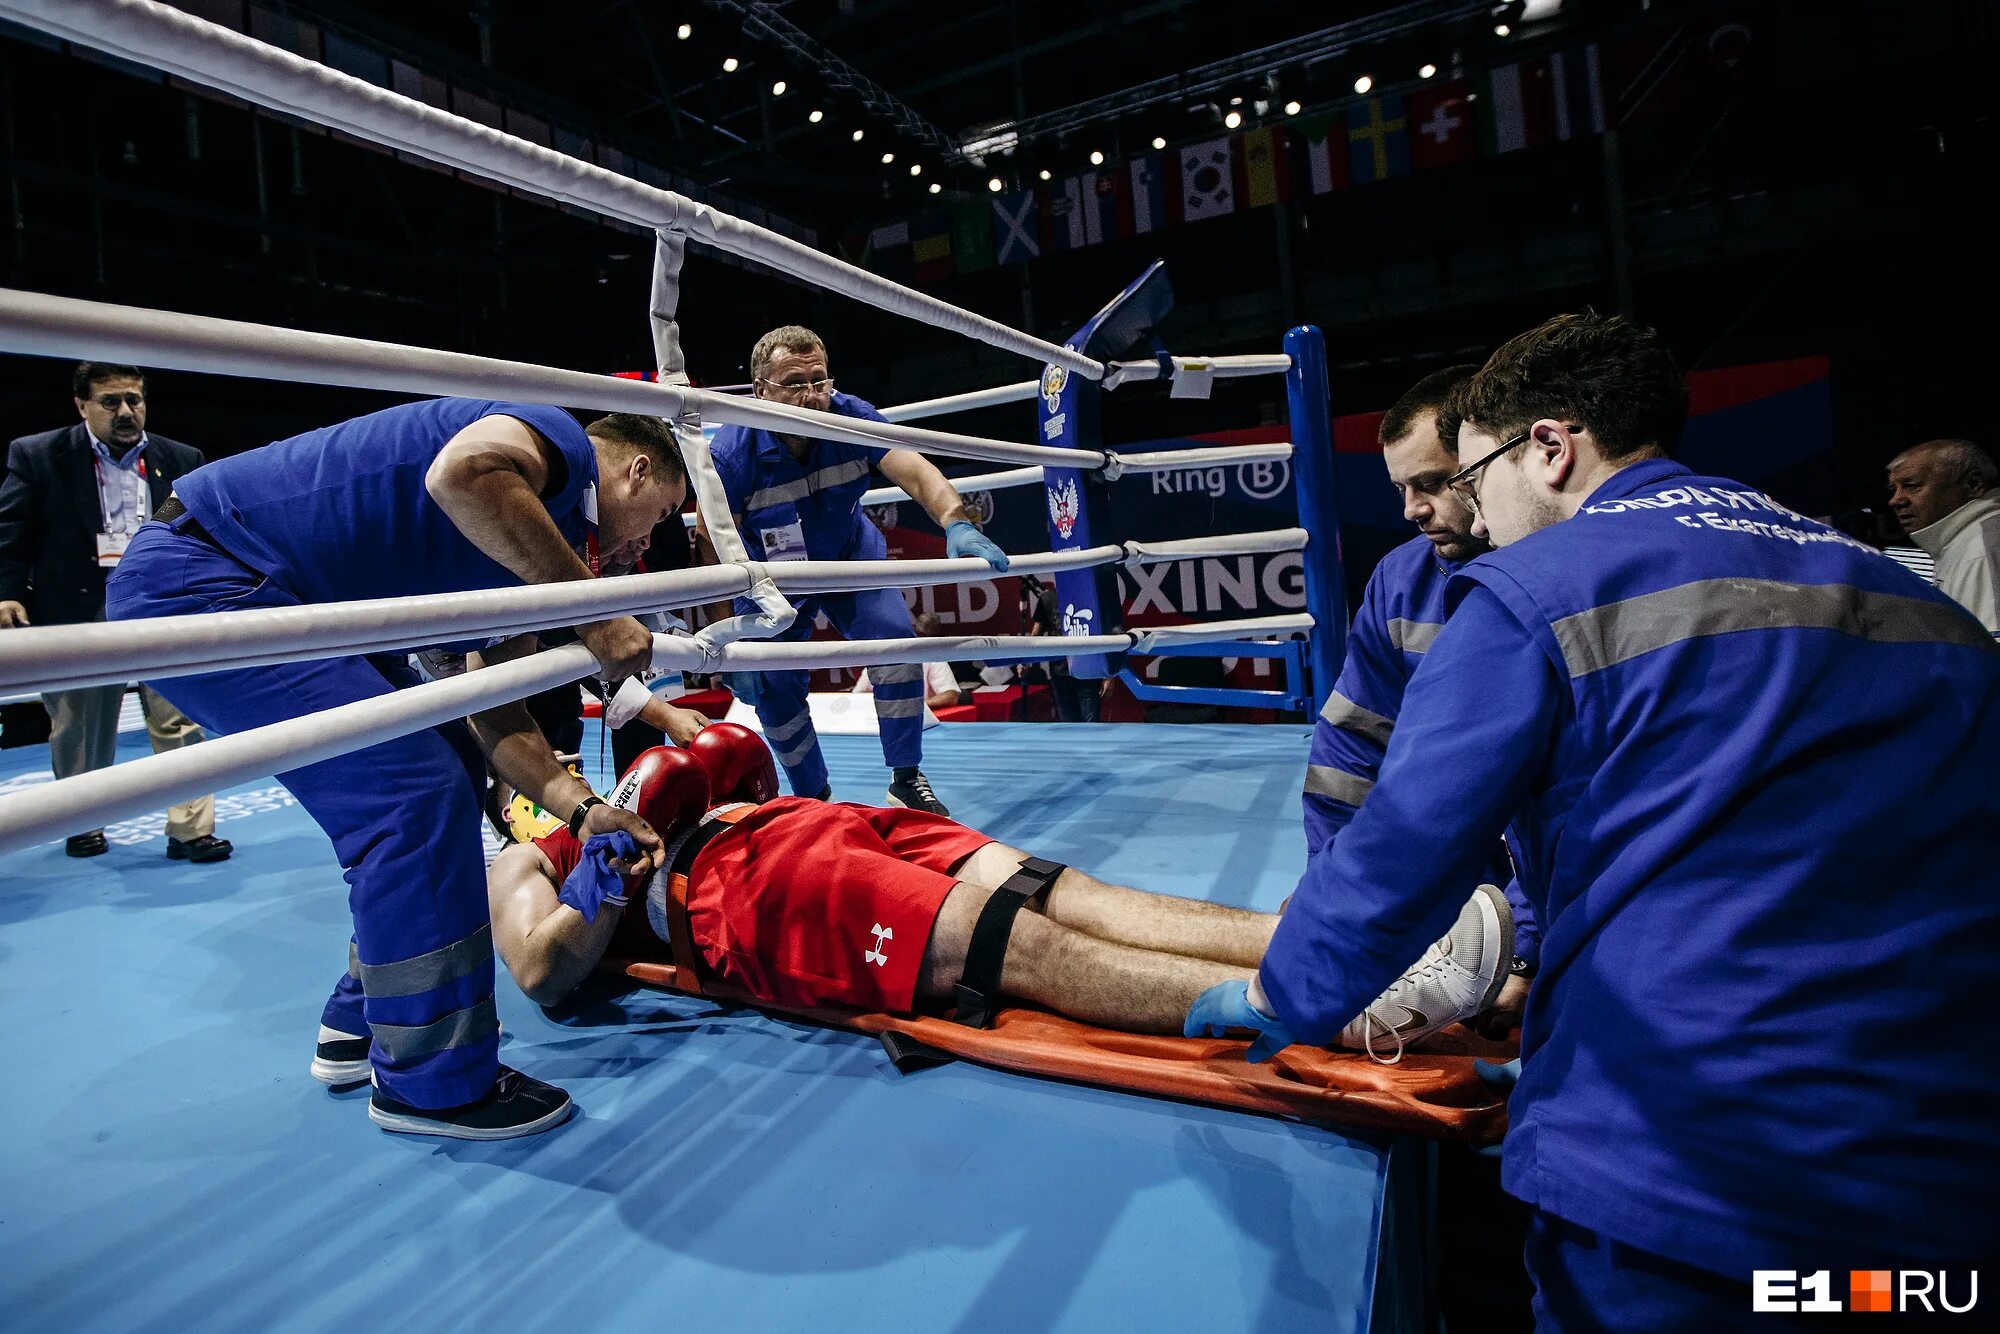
[1184,979,1298,1062]
[1475,1057,1521,1092]
[557,830,640,924]
[946,520,1010,571]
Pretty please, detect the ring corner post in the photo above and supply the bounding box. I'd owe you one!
[1284,324,1346,710]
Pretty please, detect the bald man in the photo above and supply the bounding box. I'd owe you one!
[1886,437,2000,634]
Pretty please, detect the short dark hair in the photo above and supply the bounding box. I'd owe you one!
[74,363,145,400]
[584,412,686,482]
[1379,365,1478,452]
[1452,312,1687,460]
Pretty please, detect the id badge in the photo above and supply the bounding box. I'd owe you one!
[758,520,809,563]
[95,530,132,569]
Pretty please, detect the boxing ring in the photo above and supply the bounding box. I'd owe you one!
[0,3,1439,1331]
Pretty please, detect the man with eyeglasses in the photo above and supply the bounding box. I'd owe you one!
[1299,365,1537,1032]
[0,362,229,862]
[1191,313,2000,1327]
[699,325,1010,815]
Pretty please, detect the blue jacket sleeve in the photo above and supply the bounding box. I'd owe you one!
[1302,570,1407,856]
[1263,585,1563,1043]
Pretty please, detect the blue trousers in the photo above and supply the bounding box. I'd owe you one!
[106,521,500,1108]
[1524,1211,1856,1333]
[746,585,922,796]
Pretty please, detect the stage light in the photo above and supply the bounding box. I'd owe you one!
[1419,63,1438,79]
[676,23,691,40]
[809,109,823,123]
[1089,150,1104,165]
[1354,75,1373,94]
[1284,101,1302,116]
[772,80,787,96]
[1224,110,1242,129]
[988,177,1004,192]
[722,56,739,72]
[1151,136,1167,149]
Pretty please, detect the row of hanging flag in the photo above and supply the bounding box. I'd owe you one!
[845,45,1609,279]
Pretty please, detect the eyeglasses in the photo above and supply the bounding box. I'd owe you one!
[756,375,834,396]
[1445,424,1580,514]
[91,393,146,411]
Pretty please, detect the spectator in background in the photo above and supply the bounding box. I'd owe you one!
[0,363,230,861]
[1886,438,2000,634]
[1021,574,1103,721]
[850,611,967,712]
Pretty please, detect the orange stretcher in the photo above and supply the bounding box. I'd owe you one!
[606,838,1515,1143]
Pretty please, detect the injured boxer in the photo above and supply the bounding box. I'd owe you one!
[486,725,1514,1060]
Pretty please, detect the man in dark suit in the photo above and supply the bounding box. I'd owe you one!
[0,363,230,861]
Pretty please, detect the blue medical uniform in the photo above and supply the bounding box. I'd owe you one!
[105,398,598,1108]
[709,391,920,797]
[1262,459,2000,1324]
[1303,534,1538,963]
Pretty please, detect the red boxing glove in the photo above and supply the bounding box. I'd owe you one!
[607,746,711,842]
[686,721,780,805]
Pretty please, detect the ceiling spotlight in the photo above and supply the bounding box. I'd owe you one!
[721,56,739,72]
[852,129,865,142]
[808,109,824,123]
[1229,96,1244,106]
[1353,75,1373,94]
[1089,150,1104,166]
[1494,23,1511,36]
[771,80,786,96]
[909,163,922,176]
[881,151,895,164]
[676,23,691,40]
[1038,168,1052,181]
[1224,110,1243,129]
[1419,62,1438,79]
[988,177,1004,192]
[1283,101,1302,116]
[928,182,942,194]
[1151,136,1166,150]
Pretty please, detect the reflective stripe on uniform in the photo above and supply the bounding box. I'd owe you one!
[873,696,924,719]
[353,924,493,1000]
[868,663,923,686]
[1387,618,1442,653]
[1318,690,1394,746]
[1550,578,1999,678]
[764,710,815,744]
[773,731,820,766]
[348,940,362,980]
[743,459,872,513]
[370,996,498,1062]
[1303,764,1374,807]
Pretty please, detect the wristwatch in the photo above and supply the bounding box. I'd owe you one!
[1510,955,1537,979]
[566,795,605,839]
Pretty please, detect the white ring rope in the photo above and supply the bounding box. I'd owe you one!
[0,531,1307,695]
[0,0,1103,380]
[877,354,1295,424]
[851,441,1295,509]
[0,614,1311,857]
[0,288,1099,472]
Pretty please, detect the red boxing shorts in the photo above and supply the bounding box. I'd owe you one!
[684,797,993,1013]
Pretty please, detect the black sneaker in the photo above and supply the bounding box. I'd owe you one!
[65,831,108,858]
[368,1065,574,1141]
[885,771,949,816]
[167,834,233,863]
[310,1025,372,1087]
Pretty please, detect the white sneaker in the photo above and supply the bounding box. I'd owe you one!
[1334,884,1514,1064]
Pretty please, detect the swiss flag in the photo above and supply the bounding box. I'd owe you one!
[1408,79,1476,170]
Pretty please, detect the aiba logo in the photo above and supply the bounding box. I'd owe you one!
[1048,476,1080,538]
[1753,1270,1978,1316]
[1061,603,1094,636]
[1040,363,1068,415]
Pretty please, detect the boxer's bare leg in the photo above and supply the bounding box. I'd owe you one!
[950,841,1276,968]
[917,881,1254,1033]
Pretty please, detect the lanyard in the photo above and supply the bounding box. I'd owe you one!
[91,449,150,534]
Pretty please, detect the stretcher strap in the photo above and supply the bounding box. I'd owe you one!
[659,807,758,998]
[952,856,1065,1029]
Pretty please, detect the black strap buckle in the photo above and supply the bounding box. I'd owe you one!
[951,855,1065,1029]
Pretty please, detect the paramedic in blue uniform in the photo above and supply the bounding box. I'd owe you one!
[1192,314,2000,1326]
[1302,365,1537,1029]
[105,401,686,1141]
[698,325,1009,815]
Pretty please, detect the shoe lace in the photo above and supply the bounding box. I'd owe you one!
[905,772,939,805]
[1352,941,1459,1066]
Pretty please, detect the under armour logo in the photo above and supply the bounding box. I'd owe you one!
[863,923,893,966]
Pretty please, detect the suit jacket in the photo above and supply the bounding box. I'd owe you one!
[0,423,206,626]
